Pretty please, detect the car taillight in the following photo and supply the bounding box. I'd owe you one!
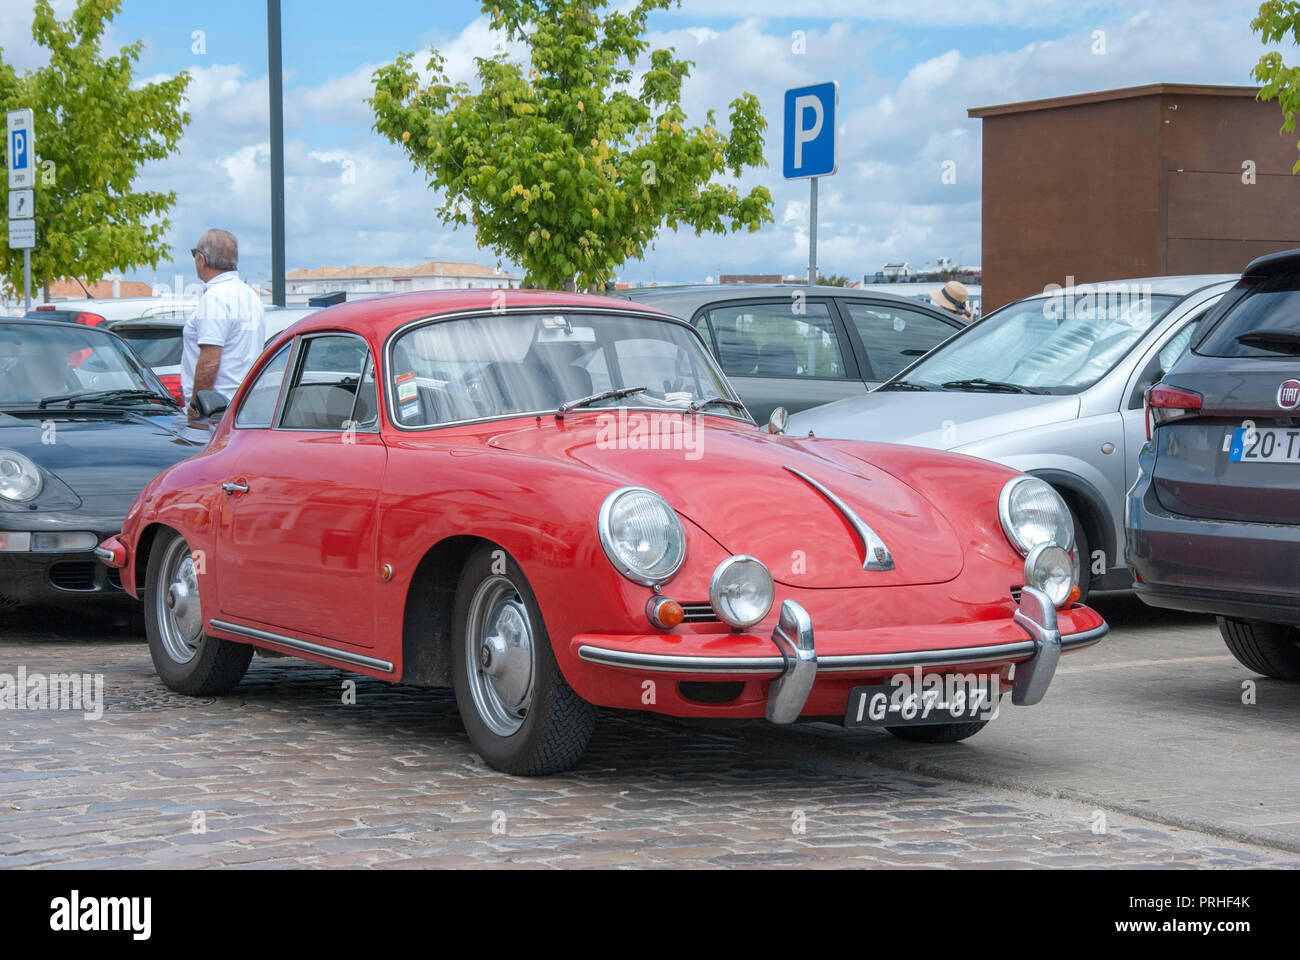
[75,312,107,327]
[34,304,55,311]
[1145,383,1202,439]
[158,374,184,403]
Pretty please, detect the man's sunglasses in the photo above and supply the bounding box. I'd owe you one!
[190,248,202,259]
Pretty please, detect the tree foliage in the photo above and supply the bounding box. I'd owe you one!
[370,0,773,290]
[1252,0,1300,172]
[0,0,190,296]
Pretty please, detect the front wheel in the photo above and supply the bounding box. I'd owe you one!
[1218,618,1300,681]
[451,545,596,775]
[144,529,251,695]
[885,721,989,743]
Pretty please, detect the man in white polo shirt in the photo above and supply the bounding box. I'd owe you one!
[182,228,265,424]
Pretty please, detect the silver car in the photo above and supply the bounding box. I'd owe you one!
[787,274,1236,599]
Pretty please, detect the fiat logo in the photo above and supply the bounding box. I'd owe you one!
[1279,380,1300,410]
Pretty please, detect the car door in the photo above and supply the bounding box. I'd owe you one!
[835,299,964,384]
[215,332,386,648]
[694,297,864,421]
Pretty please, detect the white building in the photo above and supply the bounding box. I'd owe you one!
[880,262,915,282]
[286,260,521,300]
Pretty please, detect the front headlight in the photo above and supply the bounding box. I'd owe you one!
[709,555,775,629]
[0,450,43,502]
[598,487,686,586]
[998,476,1073,556]
[1024,543,1075,608]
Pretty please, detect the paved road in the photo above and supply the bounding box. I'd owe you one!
[0,598,1296,868]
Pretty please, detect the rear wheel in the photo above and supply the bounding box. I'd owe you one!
[451,545,596,775]
[885,721,989,743]
[1218,618,1300,681]
[144,529,251,695]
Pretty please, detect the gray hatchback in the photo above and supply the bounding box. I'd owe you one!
[1127,249,1300,680]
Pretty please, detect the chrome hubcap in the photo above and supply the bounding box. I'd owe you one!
[156,538,202,664]
[465,575,534,737]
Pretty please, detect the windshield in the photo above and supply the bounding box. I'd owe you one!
[888,289,1179,393]
[388,311,742,427]
[0,322,166,405]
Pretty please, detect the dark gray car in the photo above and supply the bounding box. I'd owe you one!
[1127,248,1300,680]
[618,284,965,422]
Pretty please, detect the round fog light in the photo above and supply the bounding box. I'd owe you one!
[709,555,774,629]
[1024,543,1075,608]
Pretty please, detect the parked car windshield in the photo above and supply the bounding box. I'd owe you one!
[884,289,1179,393]
[0,322,167,406]
[388,311,742,426]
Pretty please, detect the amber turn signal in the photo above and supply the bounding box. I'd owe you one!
[1067,584,1081,605]
[646,596,685,629]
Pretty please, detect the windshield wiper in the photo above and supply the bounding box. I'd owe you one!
[1235,329,1300,356]
[39,389,181,410]
[941,378,1039,395]
[556,386,646,419]
[686,396,747,415]
[879,379,932,392]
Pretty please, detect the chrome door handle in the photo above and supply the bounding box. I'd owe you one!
[221,481,249,495]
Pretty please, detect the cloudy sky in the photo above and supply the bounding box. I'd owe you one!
[0,0,1283,288]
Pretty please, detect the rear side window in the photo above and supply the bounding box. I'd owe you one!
[1197,274,1300,359]
[280,334,374,431]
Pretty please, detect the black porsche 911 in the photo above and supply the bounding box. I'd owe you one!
[0,318,206,612]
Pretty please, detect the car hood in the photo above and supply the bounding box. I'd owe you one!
[0,409,203,518]
[482,415,965,589]
[787,390,1080,451]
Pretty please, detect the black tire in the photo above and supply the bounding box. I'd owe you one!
[1218,618,1300,681]
[143,529,252,695]
[451,545,596,775]
[885,721,989,743]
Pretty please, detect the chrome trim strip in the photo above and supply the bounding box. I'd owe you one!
[209,618,395,673]
[576,645,785,675]
[1060,621,1108,650]
[783,466,894,571]
[816,640,1037,672]
[92,546,114,562]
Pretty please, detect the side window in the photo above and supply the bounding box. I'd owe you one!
[1158,311,1209,373]
[705,301,844,379]
[280,335,372,431]
[234,344,291,428]
[842,302,959,382]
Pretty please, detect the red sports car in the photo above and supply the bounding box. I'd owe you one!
[98,290,1106,774]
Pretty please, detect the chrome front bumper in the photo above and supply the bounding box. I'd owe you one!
[575,586,1106,723]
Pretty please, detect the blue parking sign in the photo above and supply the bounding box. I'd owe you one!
[783,82,837,179]
[11,130,26,171]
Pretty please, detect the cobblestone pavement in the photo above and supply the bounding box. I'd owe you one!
[1,606,1296,868]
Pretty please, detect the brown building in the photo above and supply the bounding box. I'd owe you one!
[969,83,1300,311]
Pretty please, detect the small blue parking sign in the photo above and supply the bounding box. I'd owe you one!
[7,108,34,189]
[783,82,837,179]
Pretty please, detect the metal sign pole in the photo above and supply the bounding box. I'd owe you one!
[23,248,30,311]
[809,176,818,285]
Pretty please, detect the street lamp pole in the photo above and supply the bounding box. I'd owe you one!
[267,0,286,307]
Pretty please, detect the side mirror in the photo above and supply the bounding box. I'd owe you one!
[193,389,229,420]
[768,406,788,435]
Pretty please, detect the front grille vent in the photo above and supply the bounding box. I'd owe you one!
[49,562,97,591]
[679,602,719,624]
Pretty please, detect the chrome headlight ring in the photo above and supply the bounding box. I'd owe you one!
[597,486,686,587]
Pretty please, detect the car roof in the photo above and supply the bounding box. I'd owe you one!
[617,283,952,316]
[1010,274,1238,300]
[270,289,675,344]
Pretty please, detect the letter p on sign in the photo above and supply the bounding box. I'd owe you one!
[783,82,837,180]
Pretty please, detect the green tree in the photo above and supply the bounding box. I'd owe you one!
[370,0,773,290]
[0,0,190,298]
[815,273,849,286]
[1252,0,1300,172]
